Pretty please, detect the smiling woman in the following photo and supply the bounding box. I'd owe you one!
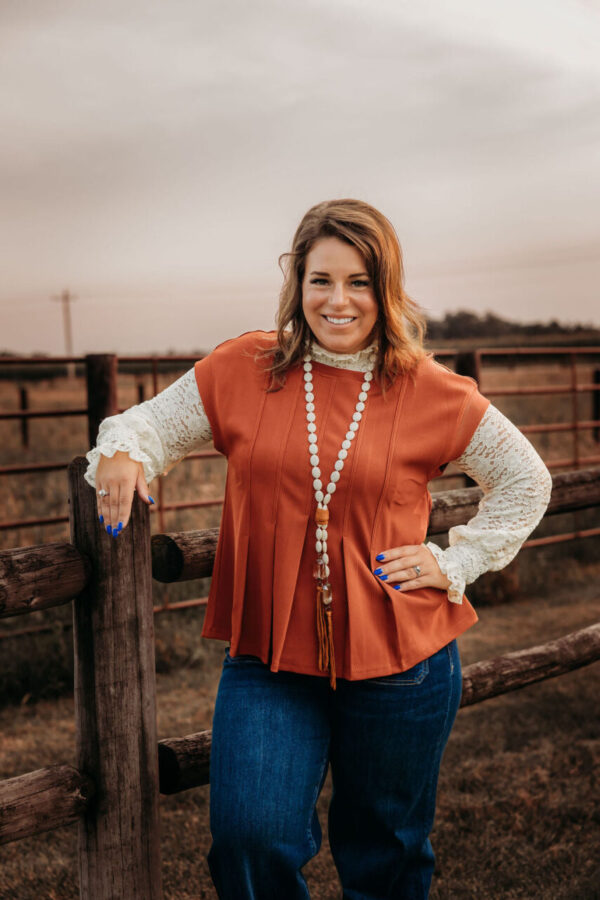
[85,197,552,900]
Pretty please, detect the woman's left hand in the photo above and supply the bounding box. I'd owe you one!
[373,544,451,592]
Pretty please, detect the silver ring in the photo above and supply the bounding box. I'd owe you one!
[414,565,422,577]
[98,488,109,498]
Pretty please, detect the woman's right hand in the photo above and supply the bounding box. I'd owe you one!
[95,450,155,536]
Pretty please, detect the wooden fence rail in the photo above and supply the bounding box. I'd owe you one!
[0,458,599,898]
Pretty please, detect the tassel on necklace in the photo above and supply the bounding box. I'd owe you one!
[315,579,336,689]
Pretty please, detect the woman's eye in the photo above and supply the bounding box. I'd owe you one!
[352,280,369,287]
[310,278,328,285]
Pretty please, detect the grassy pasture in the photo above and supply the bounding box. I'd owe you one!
[0,357,599,898]
[0,584,598,899]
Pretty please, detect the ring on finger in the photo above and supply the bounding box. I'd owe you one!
[98,488,110,498]
[414,565,422,577]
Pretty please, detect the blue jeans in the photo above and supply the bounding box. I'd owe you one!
[207,640,462,900]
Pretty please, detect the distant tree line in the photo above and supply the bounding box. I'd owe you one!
[425,310,599,341]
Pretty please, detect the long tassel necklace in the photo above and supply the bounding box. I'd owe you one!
[303,343,377,690]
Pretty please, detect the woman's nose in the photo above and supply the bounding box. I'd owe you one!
[329,283,347,306]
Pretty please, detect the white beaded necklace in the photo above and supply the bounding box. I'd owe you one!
[302,341,378,690]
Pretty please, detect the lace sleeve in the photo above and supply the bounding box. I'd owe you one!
[83,368,213,489]
[426,404,553,604]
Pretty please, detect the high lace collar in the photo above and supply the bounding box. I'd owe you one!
[309,340,378,373]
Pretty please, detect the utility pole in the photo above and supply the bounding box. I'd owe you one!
[51,288,77,379]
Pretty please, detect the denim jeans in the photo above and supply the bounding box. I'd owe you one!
[207,639,462,900]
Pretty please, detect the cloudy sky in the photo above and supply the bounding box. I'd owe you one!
[1,0,599,355]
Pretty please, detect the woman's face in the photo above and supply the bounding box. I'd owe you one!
[301,236,379,355]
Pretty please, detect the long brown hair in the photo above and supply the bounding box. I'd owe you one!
[257,198,427,391]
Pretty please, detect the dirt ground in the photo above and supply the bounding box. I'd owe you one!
[0,580,599,900]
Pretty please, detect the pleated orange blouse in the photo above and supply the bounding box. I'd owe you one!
[194,330,490,680]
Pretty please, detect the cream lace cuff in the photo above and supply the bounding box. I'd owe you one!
[84,415,163,489]
[426,542,473,604]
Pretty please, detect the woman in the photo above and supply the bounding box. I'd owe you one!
[85,198,552,899]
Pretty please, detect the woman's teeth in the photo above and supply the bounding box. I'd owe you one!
[325,316,355,325]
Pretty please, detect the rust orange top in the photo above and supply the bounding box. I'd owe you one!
[194,330,490,680]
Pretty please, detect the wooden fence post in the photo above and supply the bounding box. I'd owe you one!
[68,456,163,900]
[86,354,118,447]
[455,350,480,385]
[453,351,480,489]
[19,386,29,449]
[594,368,600,443]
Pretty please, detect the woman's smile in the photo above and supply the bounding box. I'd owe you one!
[322,315,356,326]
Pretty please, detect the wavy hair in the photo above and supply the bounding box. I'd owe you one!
[256,198,427,392]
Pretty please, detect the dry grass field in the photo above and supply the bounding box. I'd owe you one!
[1,355,599,898]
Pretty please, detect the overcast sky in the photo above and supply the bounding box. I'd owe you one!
[1,0,599,355]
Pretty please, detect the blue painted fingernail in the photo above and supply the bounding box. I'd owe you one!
[394,584,402,591]
[118,522,123,531]
[374,567,383,576]
[99,514,104,524]
[378,573,388,581]
[106,524,112,535]
[113,529,118,538]
[149,496,155,504]
[376,553,385,561]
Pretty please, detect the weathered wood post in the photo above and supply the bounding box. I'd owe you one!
[19,386,29,449]
[455,350,480,385]
[86,354,118,447]
[594,368,600,443]
[68,455,163,899]
[454,352,479,490]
